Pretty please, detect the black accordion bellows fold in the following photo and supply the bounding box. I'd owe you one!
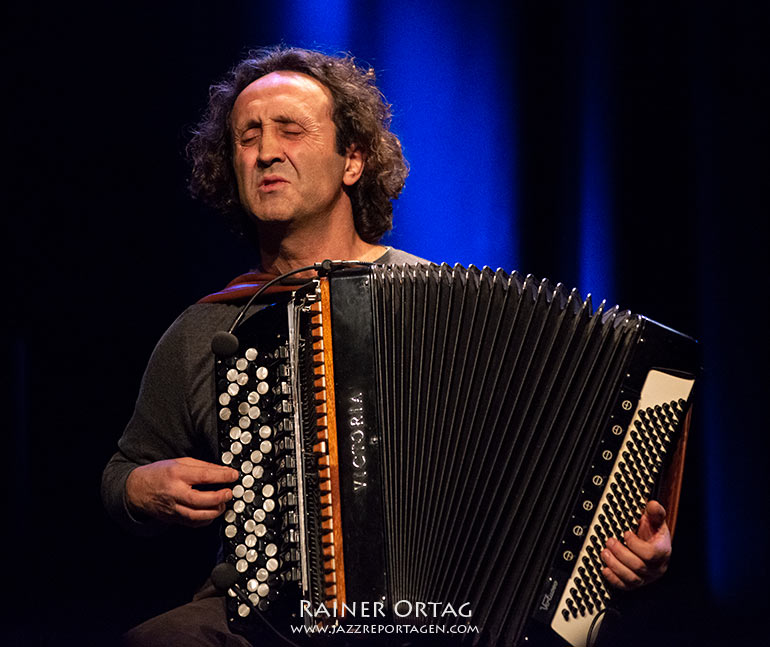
[214,262,698,647]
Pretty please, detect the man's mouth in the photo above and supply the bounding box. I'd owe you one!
[259,176,289,192]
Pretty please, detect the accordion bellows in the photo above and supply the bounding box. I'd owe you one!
[213,263,698,646]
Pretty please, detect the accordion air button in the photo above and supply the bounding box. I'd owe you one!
[256,366,269,380]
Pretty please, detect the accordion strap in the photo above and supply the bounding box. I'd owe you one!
[197,270,303,304]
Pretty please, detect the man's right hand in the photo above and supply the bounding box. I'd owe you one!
[125,457,239,527]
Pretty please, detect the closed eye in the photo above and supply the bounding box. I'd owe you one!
[278,122,305,138]
[239,127,261,145]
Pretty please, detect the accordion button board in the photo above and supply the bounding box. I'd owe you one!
[213,263,699,646]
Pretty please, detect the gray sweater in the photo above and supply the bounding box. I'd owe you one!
[101,248,429,534]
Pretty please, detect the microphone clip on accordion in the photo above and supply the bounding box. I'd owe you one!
[210,262,699,646]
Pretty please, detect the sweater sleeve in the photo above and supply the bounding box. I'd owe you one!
[101,307,214,535]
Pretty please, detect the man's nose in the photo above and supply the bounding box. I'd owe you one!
[257,128,284,168]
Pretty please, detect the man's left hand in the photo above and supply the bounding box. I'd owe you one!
[600,499,671,591]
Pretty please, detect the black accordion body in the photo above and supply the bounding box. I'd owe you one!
[213,263,698,646]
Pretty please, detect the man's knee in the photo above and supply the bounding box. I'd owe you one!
[121,597,251,647]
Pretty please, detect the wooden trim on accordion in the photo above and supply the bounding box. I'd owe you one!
[314,277,347,610]
[658,405,693,538]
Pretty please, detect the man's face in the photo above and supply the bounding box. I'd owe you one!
[230,71,360,228]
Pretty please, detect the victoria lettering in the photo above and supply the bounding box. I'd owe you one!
[348,393,368,491]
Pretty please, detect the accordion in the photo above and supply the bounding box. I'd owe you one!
[212,263,698,646]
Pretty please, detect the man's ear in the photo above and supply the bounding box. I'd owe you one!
[342,144,365,186]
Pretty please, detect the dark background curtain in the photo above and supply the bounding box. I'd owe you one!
[4,1,768,644]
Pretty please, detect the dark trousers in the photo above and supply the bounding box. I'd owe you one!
[122,582,255,647]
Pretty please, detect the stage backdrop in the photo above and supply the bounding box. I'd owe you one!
[5,1,768,645]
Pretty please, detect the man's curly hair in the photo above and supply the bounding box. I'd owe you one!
[187,46,408,245]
